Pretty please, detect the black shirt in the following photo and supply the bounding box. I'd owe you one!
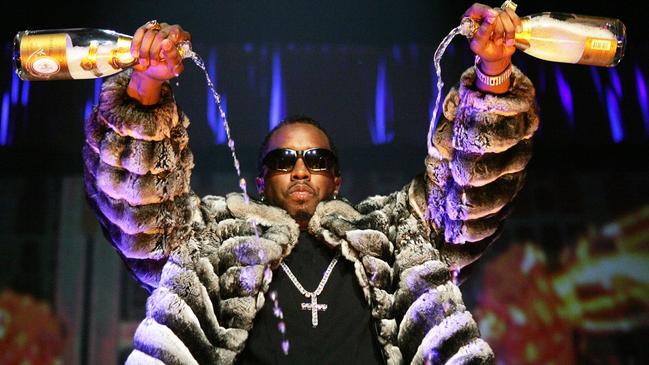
[237,231,385,364]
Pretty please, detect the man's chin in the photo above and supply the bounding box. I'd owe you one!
[285,201,318,222]
[292,210,313,223]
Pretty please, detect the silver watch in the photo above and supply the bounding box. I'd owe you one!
[474,55,512,86]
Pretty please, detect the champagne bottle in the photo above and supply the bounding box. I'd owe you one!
[13,28,194,81]
[461,12,626,67]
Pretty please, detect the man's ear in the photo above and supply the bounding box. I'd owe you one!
[256,176,265,195]
[333,176,342,195]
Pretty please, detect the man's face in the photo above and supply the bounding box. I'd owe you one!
[257,123,341,223]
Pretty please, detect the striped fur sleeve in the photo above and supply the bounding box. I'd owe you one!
[83,69,203,290]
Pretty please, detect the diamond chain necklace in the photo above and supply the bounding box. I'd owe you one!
[280,251,341,327]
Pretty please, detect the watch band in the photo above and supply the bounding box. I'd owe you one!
[474,55,512,86]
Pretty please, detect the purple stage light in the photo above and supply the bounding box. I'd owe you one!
[555,65,574,127]
[20,80,29,106]
[634,65,649,136]
[392,45,402,64]
[370,57,394,144]
[11,72,19,105]
[84,100,93,121]
[374,58,387,143]
[206,48,226,144]
[269,49,286,130]
[608,67,623,99]
[606,88,624,143]
[1,92,9,145]
[590,67,604,102]
[93,78,102,104]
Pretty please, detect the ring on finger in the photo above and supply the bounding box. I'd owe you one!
[145,19,162,31]
[500,0,517,12]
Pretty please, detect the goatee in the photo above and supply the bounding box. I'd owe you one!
[293,210,312,223]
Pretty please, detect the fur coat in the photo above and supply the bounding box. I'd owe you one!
[83,66,538,364]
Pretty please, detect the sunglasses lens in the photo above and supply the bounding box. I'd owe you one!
[263,148,337,172]
[264,149,297,171]
[304,149,336,171]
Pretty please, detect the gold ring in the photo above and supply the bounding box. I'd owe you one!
[146,20,162,31]
[500,0,517,12]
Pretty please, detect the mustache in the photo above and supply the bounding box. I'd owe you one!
[287,182,315,194]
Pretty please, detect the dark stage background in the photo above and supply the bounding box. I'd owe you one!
[1,1,648,364]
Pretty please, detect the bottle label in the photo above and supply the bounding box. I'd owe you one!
[32,57,60,75]
[578,37,617,67]
[590,39,612,51]
[20,33,72,80]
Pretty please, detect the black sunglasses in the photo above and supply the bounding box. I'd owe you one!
[262,148,338,173]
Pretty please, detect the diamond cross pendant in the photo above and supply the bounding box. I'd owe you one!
[301,294,327,327]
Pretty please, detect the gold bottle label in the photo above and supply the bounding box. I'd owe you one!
[20,33,72,80]
[578,37,617,67]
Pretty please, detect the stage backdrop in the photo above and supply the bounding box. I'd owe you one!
[0,1,647,364]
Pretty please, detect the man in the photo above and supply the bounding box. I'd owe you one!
[83,2,537,364]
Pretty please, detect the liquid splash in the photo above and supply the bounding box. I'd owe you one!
[188,52,251,203]
[426,24,467,159]
[425,21,473,224]
[188,51,262,239]
[186,49,285,352]
[269,290,291,355]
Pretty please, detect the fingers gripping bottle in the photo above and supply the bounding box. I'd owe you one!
[13,28,194,81]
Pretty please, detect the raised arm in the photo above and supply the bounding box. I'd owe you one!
[426,3,537,271]
[83,22,202,290]
[349,4,538,364]
[404,3,537,362]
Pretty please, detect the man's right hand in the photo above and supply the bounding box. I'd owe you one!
[126,21,191,105]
